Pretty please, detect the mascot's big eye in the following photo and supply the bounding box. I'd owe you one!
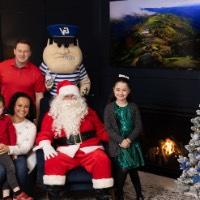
[64,43,70,48]
[53,38,63,47]
[56,43,62,48]
[53,38,76,48]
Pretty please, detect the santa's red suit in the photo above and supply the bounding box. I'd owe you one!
[36,107,113,189]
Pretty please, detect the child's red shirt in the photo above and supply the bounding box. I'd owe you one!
[0,114,16,145]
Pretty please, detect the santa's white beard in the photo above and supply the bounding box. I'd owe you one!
[49,95,88,138]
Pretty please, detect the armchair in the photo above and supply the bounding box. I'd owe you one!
[36,149,115,200]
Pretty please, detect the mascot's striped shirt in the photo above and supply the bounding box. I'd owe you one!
[40,62,88,96]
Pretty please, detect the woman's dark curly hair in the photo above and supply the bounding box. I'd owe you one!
[8,92,36,121]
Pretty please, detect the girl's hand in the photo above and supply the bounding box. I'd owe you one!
[119,139,130,148]
[0,143,9,154]
[126,138,132,144]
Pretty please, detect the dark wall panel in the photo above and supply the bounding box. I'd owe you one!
[0,0,108,111]
[101,67,200,115]
[0,0,46,64]
[1,0,198,116]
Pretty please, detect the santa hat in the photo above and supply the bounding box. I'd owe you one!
[57,80,80,97]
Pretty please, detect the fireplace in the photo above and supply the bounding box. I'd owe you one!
[140,107,192,178]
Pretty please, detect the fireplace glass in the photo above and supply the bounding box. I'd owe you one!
[140,108,192,178]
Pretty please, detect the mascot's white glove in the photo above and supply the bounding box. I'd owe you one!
[39,140,58,160]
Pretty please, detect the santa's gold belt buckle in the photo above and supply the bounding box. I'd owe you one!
[73,134,82,144]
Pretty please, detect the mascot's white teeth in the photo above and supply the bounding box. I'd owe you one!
[63,55,75,61]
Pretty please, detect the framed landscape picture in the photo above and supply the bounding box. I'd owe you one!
[110,0,200,69]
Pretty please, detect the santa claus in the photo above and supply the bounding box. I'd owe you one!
[36,80,113,199]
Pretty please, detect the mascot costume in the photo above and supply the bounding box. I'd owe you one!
[39,24,91,125]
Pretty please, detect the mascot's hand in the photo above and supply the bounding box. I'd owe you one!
[80,77,91,96]
[80,85,90,96]
[39,140,58,160]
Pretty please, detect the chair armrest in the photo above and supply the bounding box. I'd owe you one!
[36,149,45,184]
[0,164,6,186]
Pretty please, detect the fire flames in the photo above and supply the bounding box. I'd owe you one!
[160,138,182,162]
[161,138,176,156]
[148,137,183,163]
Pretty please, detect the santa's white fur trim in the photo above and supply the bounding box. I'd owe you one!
[57,145,80,158]
[43,175,66,185]
[92,178,114,189]
[27,151,36,174]
[39,140,51,147]
[3,189,10,197]
[33,140,51,152]
[80,146,104,154]
[59,85,80,97]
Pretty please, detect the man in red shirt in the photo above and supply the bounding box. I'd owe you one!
[0,39,46,122]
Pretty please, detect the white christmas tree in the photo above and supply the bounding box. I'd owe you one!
[177,106,200,199]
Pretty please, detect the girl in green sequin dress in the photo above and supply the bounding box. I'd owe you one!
[104,74,144,200]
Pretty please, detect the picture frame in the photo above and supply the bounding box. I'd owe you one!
[110,0,200,69]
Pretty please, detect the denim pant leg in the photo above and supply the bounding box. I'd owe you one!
[0,154,19,190]
[14,155,33,196]
[0,164,6,187]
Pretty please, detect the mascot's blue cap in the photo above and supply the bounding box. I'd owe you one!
[47,24,79,38]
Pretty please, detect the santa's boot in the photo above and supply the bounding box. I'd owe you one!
[46,185,64,200]
[95,189,110,200]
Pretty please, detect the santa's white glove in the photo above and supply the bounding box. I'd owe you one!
[39,140,58,160]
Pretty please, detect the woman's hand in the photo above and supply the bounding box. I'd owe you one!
[0,143,9,154]
[119,139,130,149]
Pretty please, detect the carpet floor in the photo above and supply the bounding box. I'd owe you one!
[124,171,196,200]
[34,171,197,200]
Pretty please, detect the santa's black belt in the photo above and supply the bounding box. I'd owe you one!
[54,131,96,145]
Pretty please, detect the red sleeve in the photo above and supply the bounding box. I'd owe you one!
[36,113,55,144]
[7,116,16,145]
[89,108,109,142]
[34,67,46,93]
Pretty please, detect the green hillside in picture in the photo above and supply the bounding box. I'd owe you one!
[111,14,200,69]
